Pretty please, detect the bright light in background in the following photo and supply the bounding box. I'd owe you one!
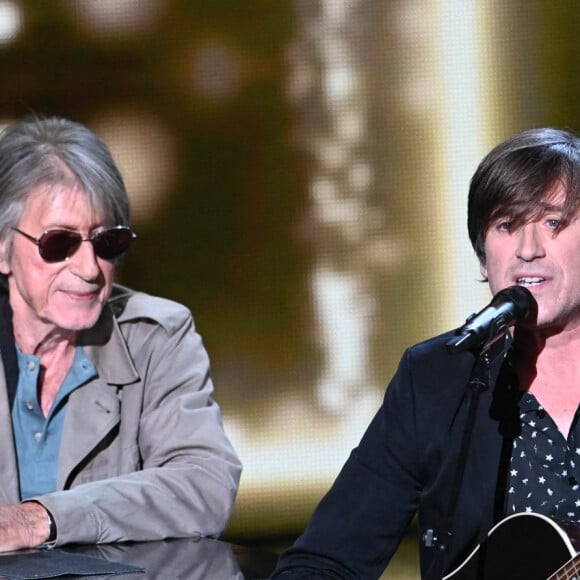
[390,0,492,330]
[432,0,493,323]
[229,0,385,534]
[66,0,161,37]
[0,0,23,45]
[309,0,380,417]
[92,113,177,224]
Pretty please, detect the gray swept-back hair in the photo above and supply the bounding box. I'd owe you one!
[0,115,131,258]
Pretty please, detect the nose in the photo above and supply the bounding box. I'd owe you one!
[67,239,101,280]
[515,223,546,261]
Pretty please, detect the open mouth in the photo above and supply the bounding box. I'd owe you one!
[516,277,544,287]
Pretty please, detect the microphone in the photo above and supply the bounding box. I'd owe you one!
[445,285,537,354]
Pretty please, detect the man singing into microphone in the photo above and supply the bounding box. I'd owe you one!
[271,127,580,579]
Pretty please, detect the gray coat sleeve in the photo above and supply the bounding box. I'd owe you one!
[31,293,242,546]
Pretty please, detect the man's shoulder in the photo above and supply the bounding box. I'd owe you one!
[398,330,479,383]
[397,329,510,398]
[107,284,193,330]
[406,330,463,358]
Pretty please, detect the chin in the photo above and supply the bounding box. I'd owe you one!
[55,312,101,332]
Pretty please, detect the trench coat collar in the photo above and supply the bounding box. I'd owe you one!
[78,299,139,387]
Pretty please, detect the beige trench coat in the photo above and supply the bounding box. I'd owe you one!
[0,285,242,546]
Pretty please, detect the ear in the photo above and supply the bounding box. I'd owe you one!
[479,260,487,280]
[0,237,12,276]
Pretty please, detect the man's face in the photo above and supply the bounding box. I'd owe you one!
[481,183,580,333]
[0,185,116,341]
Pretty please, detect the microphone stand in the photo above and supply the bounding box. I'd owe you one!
[426,330,511,580]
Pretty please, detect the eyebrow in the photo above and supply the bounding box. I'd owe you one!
[538,201,564,212]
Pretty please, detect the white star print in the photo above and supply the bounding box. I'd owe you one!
[507,391,580,523]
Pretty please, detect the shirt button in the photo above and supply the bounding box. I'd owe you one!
[569,476,578,486]
[34,432,42,443]
[24,400,34,410]
[26,360,35,372]
[536,410,546,419]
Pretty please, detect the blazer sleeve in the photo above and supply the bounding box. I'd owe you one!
[30,306,242,546]
[272,346,425,579]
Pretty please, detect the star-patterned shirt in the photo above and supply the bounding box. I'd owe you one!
[508,391,580,521]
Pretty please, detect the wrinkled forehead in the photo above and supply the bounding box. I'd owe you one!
[22,183,110,224]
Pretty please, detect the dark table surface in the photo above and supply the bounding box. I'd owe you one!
[0,537,280,579]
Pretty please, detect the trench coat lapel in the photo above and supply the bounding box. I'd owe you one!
[0,355,20,503]
[56,379,122,489]
[57,302,138,490]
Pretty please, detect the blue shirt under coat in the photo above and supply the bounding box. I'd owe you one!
[11,346,96,499]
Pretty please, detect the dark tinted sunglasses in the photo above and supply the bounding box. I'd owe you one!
[12,226,137,263]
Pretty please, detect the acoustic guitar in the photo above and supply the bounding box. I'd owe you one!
[444,512,580,580]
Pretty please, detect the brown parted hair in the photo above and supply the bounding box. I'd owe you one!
[467,127,580,264]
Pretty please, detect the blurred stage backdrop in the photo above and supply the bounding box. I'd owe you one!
[1,1,579,577]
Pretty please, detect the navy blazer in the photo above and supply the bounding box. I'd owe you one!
[272,331,521,579]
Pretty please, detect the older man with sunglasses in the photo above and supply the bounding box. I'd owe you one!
[0,116,241,550]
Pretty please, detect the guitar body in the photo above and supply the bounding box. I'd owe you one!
[444,512,578,580]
